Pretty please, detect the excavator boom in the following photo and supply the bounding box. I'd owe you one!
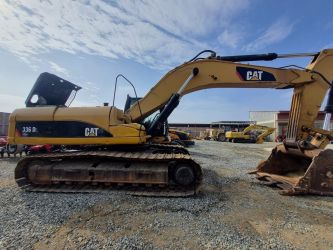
[256,126,276,144]
[127,50,333,135]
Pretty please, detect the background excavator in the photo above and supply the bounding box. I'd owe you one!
[168,129,195,147]
[7,49,333,196]
[225,125,275,143]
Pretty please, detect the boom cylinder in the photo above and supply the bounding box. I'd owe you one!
[216,52,318,62]
[147,68,199,135]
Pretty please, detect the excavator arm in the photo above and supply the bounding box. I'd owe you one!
[251,125,276,144]
[127,49,333,146]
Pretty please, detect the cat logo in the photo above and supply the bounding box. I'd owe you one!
[246,70,263,81]
[85,127,99,137]
[236,66,276,82]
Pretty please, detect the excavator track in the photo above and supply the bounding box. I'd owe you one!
[15,145,202,197]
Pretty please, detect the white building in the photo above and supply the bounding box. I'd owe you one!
[249,111,333,141]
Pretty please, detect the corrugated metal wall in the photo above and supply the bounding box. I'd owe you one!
[0,112,10,136]
[249,111,277,123]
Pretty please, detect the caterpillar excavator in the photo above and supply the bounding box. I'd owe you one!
[225,124,275,143]
[8,49,333,196]
[168,129,195,147]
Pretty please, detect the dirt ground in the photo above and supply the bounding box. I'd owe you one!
[0,141,332,249]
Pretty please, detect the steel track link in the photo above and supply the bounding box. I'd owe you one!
[15,146,202,197]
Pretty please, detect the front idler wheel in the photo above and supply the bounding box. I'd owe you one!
[173,165,195,186]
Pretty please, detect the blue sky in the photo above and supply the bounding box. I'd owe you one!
[0,0,332,122]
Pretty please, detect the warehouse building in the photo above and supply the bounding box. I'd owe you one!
[0,112,10,136]
[249,110,333,141]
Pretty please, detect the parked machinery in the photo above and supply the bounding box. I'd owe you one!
[0,136,25,158]
[7,49,333,196]
[0,136,6,158]
[168,129,195,147]
[225,125,275,143]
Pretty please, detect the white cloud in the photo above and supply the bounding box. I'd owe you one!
[0,0,249,69]
[117,0,249,38]
[70,80,137,108]
[49,61,69,76]
[245,18,294,51]
[0,94,25,112]
[218,29,243,48]
[74,81,102,106]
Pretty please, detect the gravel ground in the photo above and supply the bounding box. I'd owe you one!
[0,141,332,249]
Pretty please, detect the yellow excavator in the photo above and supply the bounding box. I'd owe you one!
[8,49,333,196]
[225,125,275,143]
[168,129,195,147]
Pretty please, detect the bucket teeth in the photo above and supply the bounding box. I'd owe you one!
[253,145,333,196]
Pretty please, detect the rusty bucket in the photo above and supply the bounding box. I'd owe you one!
[252,144,333,196]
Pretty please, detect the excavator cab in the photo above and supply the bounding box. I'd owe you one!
[124,95,169,139]
[124,95,141,112]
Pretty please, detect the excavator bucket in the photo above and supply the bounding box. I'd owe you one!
[253,144,333,196]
